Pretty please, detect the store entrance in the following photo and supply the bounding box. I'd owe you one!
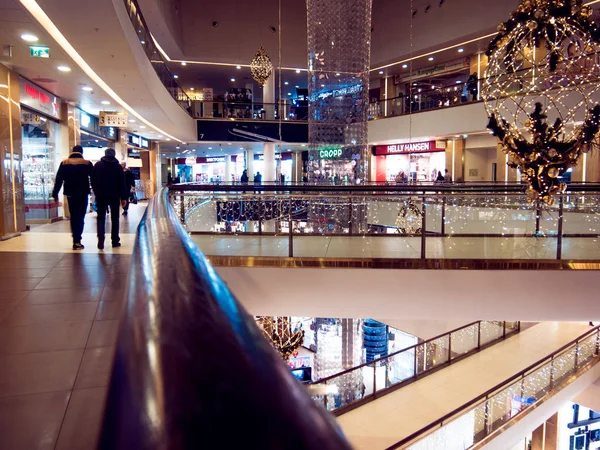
[385,152,446,182]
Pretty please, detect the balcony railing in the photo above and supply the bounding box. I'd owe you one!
[390,325,600,450]
[168,183,600,261]
[310,320,520,416]
[191,100,308,121]
[98,188,352,449]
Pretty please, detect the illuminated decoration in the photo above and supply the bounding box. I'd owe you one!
[255,316,304,361]
[395,202,423,235]
[250,46,273,87]
[306,0,372,183]
[319,148,343,159]
[482,0,600,205]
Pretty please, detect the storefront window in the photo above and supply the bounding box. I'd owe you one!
[21,111,61,222]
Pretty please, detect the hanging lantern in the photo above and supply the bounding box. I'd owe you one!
[250,46,273,86]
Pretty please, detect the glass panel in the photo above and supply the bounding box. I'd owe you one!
[450,324,478,359]
[415,336,450,374]
[487,379,522,433]
[480,321,504,346]
[522,362,552,401]
[578,333,599,366]
[385,349,415,388]
[323,368,366,411]
[552,347,577,386]
[505,321,520,335]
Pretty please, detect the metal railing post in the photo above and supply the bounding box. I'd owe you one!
[503,321,507,339]
[288,198,294,257]
[557,195,564,260]
[448,332,452,363]
[549,355,555,391]
[477,322,482,350]
[414,345,418,378]
[421,194,427,259]
[258,194,263,235]
[179,194,185,224]
[535,202,541,236]
[574,340,579,371]
[441,196,446,236]
[348,197,353,236]
[373,362,377,397]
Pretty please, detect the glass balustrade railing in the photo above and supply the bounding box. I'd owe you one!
[168,184,600,261]
[390,326,600,450]
[308,321,520,415]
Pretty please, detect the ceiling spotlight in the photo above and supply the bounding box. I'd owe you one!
[140,40,145,44]
[101,100,110,105]
[173,74,179,79]
[321,84,325,87]
[287,93,291,96]
[57,65,71,72]
[284,81,289,85]
[458,48,464,53]
[139,125,146,129]
[236,65,241,69]
[157,134,164,138]
[208,147,212,150]
[428,57,434,61]
[166,138,171,141]
[230,78,235,82]
[181,62,187,66]
[378,70,384,74]
[81,86,93,92]
[128,119,136,123]
[190,87,195,90]
[296,69,301,73]
[402,64,408,68]
[176,146,180,149]
[295,85,299,88]
[20,34,38,42]
[336,72,341,76]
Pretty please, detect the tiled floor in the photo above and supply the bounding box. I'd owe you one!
[336,321,593,450]
[0,206,141,449]
[0,251,130,450]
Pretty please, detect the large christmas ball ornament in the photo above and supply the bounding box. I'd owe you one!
[482,0,600,204]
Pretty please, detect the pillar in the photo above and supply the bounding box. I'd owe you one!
[245,148,254,182]
[225,155,232,183]
[496,143,518,183]
[0,64,24,237]
[263,143,276,182]
[446,139,465,183]
[264,69,275,120]
[148,142,158,196]
[66,104,80,150]
[292,151,302,183]
[531,413,558,450]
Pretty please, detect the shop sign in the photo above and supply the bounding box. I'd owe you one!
[19,78,60,119]
[311,84,363,101]
[202,88,214,101]
[319,148,343,159]
[99,111,128,128]
[374,140,447,156]
[29,46,50,58]
[394,58,470,85]
[185,156,196,166]
[21,111,41,125]
[127,133,149,150]
[206,157,225,163]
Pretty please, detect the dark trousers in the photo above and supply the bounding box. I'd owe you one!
[67,195,88,244]
[96,197,121,245]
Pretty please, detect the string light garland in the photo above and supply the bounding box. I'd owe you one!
[482,0,600,205]
[255,316,304,361]
[250,46,273,86]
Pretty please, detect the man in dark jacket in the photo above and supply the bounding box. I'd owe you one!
[91,148,127,249]
[121,163,136,216]
[52,145,93,250]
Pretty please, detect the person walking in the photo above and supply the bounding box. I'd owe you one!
[91,148,127,250]
[467,72,478,101]
[254,172,262,184]
[240,169,249,184]
[121,163,136,216]
[52,145,93,250]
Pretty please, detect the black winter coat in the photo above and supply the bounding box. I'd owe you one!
[52,152,93,198]
[91,156,127,200]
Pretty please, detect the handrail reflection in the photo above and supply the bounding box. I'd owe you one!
[98,188,352,449]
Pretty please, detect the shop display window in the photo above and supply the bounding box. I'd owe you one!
[385,152,446,182]
[21,111,61,221]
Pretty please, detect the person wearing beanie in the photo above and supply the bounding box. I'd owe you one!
[52,145,93,250]
[91,148,128,249]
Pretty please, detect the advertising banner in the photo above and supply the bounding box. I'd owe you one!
[19,78,60,119]
[197,120,308,143]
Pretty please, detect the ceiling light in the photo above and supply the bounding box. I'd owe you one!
[181,62,187,66]
[455,135,461,138]
[240,147,244,150]
[287,93,291,96]
[139,125,146,129]
[236,65,241,69]
[456,80,462,83]
[157,134,164,138]
[284,81,289,85]
[166,138,171,141]
[140,40,145,44]
[173,74,178,79]
[208,147,212,149]
[336,72,340,76]
[176,146,180,149]
[129,119,136,123]
[402,64,408,68]
[190,87,195,90]
[21,34,38,42]
[301,144,306,147]
[230,78,235,82]
[296,69,301,73]
[295,85,299,88]
[378,70,384,74]
[321,84,325,87]
[81,86,93,91]
[57,65,71,72]
[101,100,110,105]
[458,48,464,53]
[428,57,434,61]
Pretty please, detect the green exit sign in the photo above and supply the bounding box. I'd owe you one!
[29,46,50,58]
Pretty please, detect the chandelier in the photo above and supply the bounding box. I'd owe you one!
[255,316,304,361]
[250,46,273,86]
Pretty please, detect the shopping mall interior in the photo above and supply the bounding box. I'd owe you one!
[2,0,600,448]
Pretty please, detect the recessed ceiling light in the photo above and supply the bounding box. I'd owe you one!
[190,87,195,90]
[287,93,291,96]
[458,48,464,53]
[230,78,235,82]
[101,100,110,105]
[301,144,306,147]
[176,146,180,149]
[239,147,244,150]
[428,57,434,61]
[21,34,38,42]
[157,134,164,138]
[378,70,384,74]
[140,40,145,44]
[208,147,212,149]
[129,119,136,123]
[295,85,299,88]
[81,86,93,91]
[296,69,301,73]
[402,64,408,68]
[284,81,289,85]
[139,125,146,129]
[321,84,325,87]
[336,72,340,76]
[57,65,71,72]
[236,65,241,69]
[166,138,171,141]
[181,62,187,66]
[456,80,462,84]
[173,74,179,79]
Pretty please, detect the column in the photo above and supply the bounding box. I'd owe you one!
[292,151,302,183]
[263,143,276,183]
[224,155,232,183]
[245,148,254,182]
[263,68,275,120]
[149,142,158,196]
[0,64,24,237]
[446,139,465,183]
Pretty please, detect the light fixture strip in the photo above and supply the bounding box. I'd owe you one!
[19,0,183,142]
